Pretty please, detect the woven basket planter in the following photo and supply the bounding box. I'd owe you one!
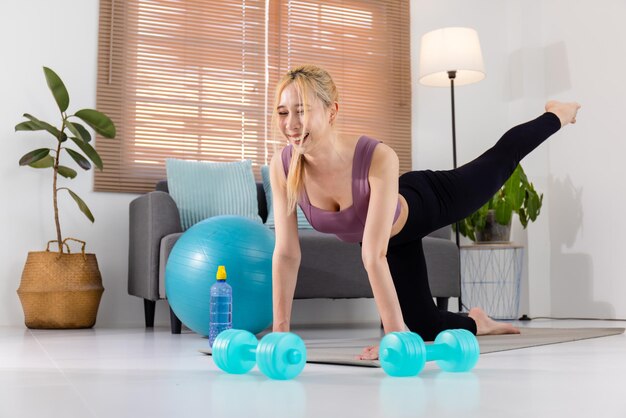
[17,238,104,329]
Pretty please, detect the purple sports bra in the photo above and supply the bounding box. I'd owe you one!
[281,135,402,243]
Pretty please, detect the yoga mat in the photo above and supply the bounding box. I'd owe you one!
[200,327,624,368]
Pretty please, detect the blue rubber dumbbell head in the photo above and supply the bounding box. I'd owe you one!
[433,329,480,372]
[212,329,258,374]
[380,332,427,377]
[256,332,307,380]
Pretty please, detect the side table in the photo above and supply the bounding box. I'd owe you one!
[460,244,524,320]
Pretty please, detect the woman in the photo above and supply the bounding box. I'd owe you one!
[268,64,580,360]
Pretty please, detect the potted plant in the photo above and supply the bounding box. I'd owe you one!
[456,164,543,243]
[15,67,116,329]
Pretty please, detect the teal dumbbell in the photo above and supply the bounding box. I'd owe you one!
[212,329,307,380]
[379,329,479,377]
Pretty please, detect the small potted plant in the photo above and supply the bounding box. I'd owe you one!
[456,164,543,243]
[15,67,116,329]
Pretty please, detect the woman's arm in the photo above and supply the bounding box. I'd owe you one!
[361,144,406,334]
[269,152,302,332]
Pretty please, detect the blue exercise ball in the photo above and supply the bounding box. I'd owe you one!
[165,215,275,336]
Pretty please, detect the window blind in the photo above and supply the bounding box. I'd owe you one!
[95,0,410,193]
[270,0,411,174]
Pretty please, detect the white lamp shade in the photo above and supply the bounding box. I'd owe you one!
[419,27,485,87]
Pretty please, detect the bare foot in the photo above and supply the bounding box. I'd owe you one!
[356,309,520,360]
[356,344,379,360]
[468,307,521,336]
[545,100,581,127]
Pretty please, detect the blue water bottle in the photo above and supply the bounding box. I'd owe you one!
[209,265,232,347]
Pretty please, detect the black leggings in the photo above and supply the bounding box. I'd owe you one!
[387,112,561,341]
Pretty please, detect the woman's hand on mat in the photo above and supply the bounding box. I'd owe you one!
[545,100,581,127]
[357,344,379,360]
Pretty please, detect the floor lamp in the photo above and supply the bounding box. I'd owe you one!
[418,27,485,311]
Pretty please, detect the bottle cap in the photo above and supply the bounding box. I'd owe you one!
[216,265,227,281]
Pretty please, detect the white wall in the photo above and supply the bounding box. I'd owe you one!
[0,0,154,327]
[540,0,626,318]
[1,0,624,328]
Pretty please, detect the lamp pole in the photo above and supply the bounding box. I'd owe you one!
[449,70,458,170]
[448,70,464,312]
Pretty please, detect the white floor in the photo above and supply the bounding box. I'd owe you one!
[2,319,626,418]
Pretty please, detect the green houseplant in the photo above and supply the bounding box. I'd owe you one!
[456,164,543,243]
[15,67,116,329]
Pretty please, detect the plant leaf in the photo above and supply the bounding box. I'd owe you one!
[68,121,92,142]
[74,109,116,138]
[29,155,55,169]
[527,189,542,221]
[74,123,92,142]
[66,121,88,142]
[460,218,476,241]
[516,186,525,212]
[455,219,470,240]
[504,165,522,210]
[518,165,529,184]
[518,207,528,228]
[463,199,493,239]
[19,148,50,166]
[65,148,91,170]
[495,199,513,225]
[43,67,69,112]
[15,121,45,131]
[65,188,95,222]
[468,225,476,242]
[57,165,77,179]
[22,114,66,141]
[69,137,103,170]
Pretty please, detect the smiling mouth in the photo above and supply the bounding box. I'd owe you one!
[292,133,310,145]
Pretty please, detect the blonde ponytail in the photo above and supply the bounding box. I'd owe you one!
[286,151,305,213]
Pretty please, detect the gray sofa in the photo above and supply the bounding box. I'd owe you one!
[128,180,461,334]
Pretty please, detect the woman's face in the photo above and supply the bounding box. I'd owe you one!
[277,83,332,152]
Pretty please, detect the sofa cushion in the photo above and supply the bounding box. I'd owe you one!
[155,179,269,223]
[261,165,313,229]
[166,159,262,230]
[295,229,370,298]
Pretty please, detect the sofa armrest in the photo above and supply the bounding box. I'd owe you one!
[428,225,452,240]
[422,236,460,298]
[159,232,184,299]
[128,191,182,301]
